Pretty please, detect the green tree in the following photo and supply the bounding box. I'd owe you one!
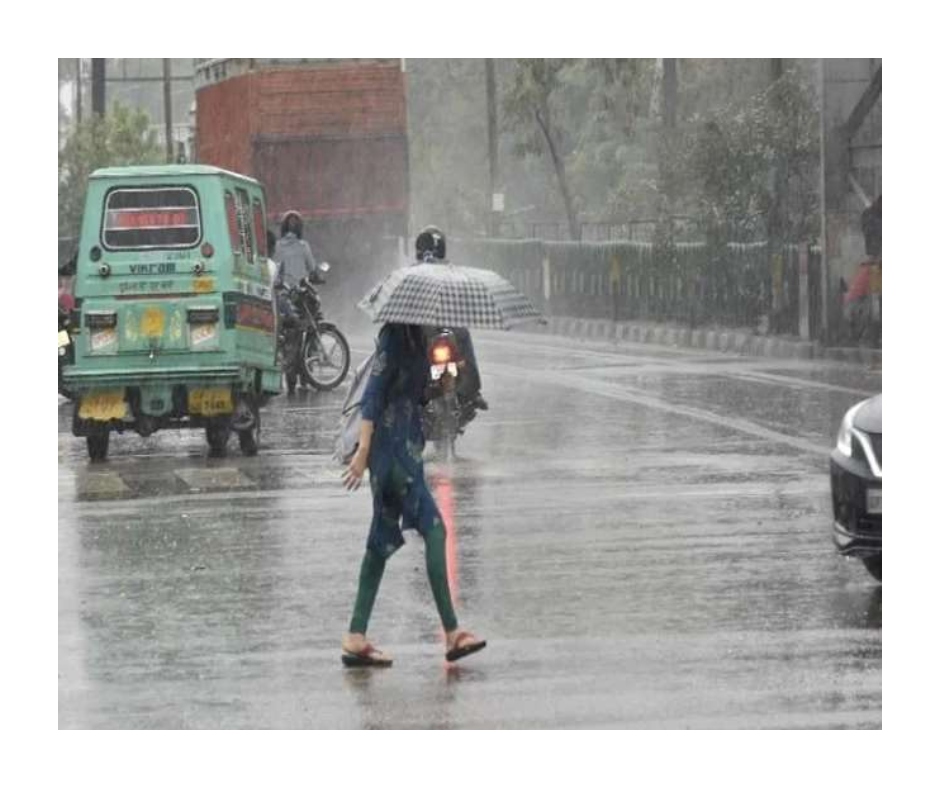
[502,59,581,239]
[58,103,164,239]
[562,59,657,223]
[684,67,820,243]
[502,59,658,238]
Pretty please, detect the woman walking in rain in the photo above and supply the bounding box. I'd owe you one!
[341,321,486,667]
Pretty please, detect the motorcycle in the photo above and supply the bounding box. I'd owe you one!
[276,261,351,395]
[422,329,480,460]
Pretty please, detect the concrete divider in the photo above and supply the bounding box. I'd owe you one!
[516,316,879,366]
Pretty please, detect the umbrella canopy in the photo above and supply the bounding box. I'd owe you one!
[358,262,543,329]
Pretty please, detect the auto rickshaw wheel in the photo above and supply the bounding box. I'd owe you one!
[86,430,110,462]
[237,403,260,457]
[206,418,231,457]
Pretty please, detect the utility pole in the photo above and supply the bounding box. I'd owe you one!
[91,58,106,117]
[768,58,787,332]
[74,58,82,123]
[818,59,830,343]
[485,59,500,237]
[163,59,174,162]
[661,58,677,129]
[657,59,678,224]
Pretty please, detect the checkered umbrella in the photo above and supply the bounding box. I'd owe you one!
[358,262,544,329]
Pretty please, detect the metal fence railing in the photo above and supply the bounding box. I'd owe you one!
[452,237,824,339]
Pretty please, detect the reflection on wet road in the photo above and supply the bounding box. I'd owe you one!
[59,328,881,728]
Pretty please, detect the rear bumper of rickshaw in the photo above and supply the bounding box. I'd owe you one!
[63,365,245,389]
[64,364,282,431]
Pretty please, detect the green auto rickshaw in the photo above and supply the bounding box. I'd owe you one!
[63,165,282,461]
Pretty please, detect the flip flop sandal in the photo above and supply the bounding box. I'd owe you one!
[445,631,487,663]
[341,642,393,668]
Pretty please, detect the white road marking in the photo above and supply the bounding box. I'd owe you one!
[485,360,832,456]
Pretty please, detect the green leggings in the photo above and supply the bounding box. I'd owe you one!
[349,524,457,634]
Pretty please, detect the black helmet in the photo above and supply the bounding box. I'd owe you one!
[415,225,446,262]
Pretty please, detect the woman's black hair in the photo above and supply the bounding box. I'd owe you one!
[405,323,425,353]
[384,322,425,355]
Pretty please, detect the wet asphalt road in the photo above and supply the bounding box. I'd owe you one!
[58,326,882,729]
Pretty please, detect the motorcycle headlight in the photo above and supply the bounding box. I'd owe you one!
[836,401,864,457]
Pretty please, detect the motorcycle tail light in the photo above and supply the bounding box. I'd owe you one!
[431,342,453,365]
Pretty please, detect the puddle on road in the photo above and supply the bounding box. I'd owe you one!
[172,467,257,492]
[75,471,132,501]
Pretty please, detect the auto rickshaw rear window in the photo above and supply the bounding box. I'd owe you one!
[102,187,201,250]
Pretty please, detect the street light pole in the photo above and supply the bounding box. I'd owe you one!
[74,58,82,124]
[485,59,499,237]
[91,58,105,117]
[163,59,174,162]
[818,58,830,343]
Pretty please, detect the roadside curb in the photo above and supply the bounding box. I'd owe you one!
[524,317,880,366]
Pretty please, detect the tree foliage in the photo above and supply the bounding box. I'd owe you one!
[404,59,821,246]
[58,103,164,239]
[501,59,658,239]
[684,67,820,242]
[501,59,580,238]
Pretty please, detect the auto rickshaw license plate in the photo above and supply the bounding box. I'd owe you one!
[90,327,118,352]
[188,387,233,416]
[58,330,70,348]
[78,390,127,421]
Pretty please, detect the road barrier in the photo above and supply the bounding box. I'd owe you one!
[452,237,823,340]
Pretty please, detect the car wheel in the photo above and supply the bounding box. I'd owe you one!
[862,555,881,582]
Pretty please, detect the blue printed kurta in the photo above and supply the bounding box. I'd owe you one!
[360,324,444,558]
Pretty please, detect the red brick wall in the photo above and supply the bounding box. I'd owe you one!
[254,62,406,136]
[253,137,408,218]
[195,73,254,174]
[195,61,408,221]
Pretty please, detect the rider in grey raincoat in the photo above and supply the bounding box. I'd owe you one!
[273,210,318,315]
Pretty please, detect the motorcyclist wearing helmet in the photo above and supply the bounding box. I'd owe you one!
[415,226,488,412]
[273,210,319,310]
